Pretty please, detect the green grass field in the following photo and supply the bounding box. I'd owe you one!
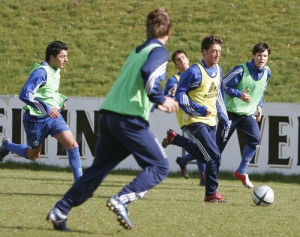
[1,162,300,237]
[0,1,300,236]
[0,0,299,102]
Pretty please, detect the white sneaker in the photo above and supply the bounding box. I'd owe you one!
[234,170,254,188]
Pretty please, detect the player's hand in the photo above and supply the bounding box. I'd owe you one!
[206,108,212,116]
[158,97,179,113]
[170,85,177,97]
[256,106,262,122]
[241,89,252,102]
[49,107,60,118]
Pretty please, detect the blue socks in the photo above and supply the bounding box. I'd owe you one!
[4,141,82,181]
[237,145,257,174]
[67,147,82,181]
[4,141,28,158]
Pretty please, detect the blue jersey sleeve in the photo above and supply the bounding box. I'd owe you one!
[19,68,51,115]
[217,72,230,127]
[175,64,207,116]
[164,76,178,97]
[141,45,169,105]
[223,65,244,98]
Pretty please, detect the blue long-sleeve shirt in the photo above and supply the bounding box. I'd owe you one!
[175,59,229,126]
[138,39,169,105]
[164,73,180,97]
[19,62,52,115]
[223,60,271,107]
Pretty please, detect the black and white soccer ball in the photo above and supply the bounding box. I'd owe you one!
[252,185,274,206]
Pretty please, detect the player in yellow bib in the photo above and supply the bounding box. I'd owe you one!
[163,50,206,185]
[164,35,230,202]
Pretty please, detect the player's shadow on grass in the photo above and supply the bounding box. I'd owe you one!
[0,192,64,197]
[0,224,95,234]
[0,175,72,182]
[3,161,300,184]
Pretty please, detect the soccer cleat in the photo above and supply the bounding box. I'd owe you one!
[176,157,189,179]
[46,207,71,232]
[161,129,177,148]
[0,138,10,162]
[107,196,133,230]
[204,192,225,203]
[234,170,254,188]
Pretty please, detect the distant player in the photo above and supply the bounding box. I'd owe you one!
[216,43,272,188]
[0,41,82,181]
[163,49,206,185]
[46,8,178,231]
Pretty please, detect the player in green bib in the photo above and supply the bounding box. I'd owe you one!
[216,43,272,188]
[46,8,178,231]
[0,41,82,182]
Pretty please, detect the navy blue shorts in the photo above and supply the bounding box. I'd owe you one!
[23,112,69,149]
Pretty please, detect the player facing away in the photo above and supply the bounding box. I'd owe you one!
[46,8,178,231]
[216,43,272,188]
[163,50,206,185]
[0,41,82,182]
[163,35,230,202]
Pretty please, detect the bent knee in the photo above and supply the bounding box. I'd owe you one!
[157,163,170,179]
[66,141,79,150]
[27,154,40,161]
[26,149,41,161]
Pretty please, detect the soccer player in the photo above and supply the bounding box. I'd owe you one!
[216,43,272,188]
[46,8,178,231]
[163,50,206,185]
[163,35,230,202]
[0,41,82,182]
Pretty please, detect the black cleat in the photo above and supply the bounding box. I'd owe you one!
[0,138,9,162]
[46,208,71,232]
[176,157,189,179]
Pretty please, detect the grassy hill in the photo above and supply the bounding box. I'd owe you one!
[0,0,299,102]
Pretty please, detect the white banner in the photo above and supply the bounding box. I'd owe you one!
[0,95,299,175]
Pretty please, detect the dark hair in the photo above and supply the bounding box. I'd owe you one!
[171,50,187,64]
[146,8,172,39]
[45,41,68,61]
[252,43,271,55]
[201,35,223,52]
